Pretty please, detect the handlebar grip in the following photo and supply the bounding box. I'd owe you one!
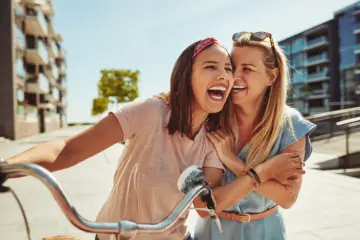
[0,158,8,191]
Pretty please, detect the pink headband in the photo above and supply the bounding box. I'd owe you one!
[192,37,221,59]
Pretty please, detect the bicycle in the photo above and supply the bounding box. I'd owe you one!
[0,158,222,240]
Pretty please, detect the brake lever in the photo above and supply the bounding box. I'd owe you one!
[200,183,223,233]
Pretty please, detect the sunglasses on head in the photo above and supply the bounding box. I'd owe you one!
[232,31,278,68]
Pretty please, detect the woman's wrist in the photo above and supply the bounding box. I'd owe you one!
[220,152,246,177]
[223,152,244,167]
[254,163,270,183]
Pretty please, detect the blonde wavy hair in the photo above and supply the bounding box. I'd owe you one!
[232,34,292,171]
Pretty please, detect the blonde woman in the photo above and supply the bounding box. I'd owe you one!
[192,32,316,240]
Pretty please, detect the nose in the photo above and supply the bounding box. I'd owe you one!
[233,69,243,80]
[217,74,234,87]
[218,68,232,80]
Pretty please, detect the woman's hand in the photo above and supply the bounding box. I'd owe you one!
[259,152,305,185]
[207,130,236,163]
[152,92,170,105]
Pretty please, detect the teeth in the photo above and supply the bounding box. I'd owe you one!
[232,85,247,90]
[209,95,223,100]
[208,86,226,91]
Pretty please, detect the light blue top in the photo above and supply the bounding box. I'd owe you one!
[192,106,317,240]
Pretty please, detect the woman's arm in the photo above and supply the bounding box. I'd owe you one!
[193,152,303,217]
[211,135,306,209]
[6,114,124,173]
[193,165,264,217]
[255,137,306,209]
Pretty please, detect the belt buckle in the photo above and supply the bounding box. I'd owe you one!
[239,213,251,223]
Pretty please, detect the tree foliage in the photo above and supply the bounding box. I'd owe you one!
[92,69,139,116]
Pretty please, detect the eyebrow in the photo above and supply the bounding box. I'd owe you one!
[242,63,256,68]
[203,61,232,66]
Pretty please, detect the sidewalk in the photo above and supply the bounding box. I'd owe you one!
[0,127,360,239]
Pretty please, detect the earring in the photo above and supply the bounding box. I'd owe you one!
[268,82,272,86]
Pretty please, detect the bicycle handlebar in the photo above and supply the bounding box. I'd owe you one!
[0,161,212,238]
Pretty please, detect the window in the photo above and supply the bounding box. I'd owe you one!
[291,53,304,68]
[291,68,306,84]
[291,38,305,54]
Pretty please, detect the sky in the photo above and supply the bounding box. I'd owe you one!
[51,0,358,123]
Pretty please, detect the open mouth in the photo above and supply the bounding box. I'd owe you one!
[207,85,227,100]
[232,85,247,93]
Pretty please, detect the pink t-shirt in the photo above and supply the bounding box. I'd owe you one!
[96,98,224,240]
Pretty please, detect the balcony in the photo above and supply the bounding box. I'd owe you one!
[24,0,40,3]
[55,82,65,92]
[26,73,49,94]
[15,41,25,59]
[46,40,55,58]
[51,41,58,57]
[305,53,329,67]
[58,65,66,77]
[354,44,360,55]
[304,36,329,51]
[14,0,23,11]
[15,59,26,87]
[25,39,48,65]
[24,8,47,36]
[44,87,59,103]
[307,69,329,83]
[24,106,38,122]
[15,25,25,57]
[355,63,360,75]
[354,8,360,15]
[45,94,57,104]
[356,85,360,95]
[14,6,24,30]
[40,0,55,16]
[354,23,360,35]
[54,33,63,42]
[43,65,56,86]
[52,88,59,101]
[47,20,55,38]
[306,92,330,100]
[57,49,65,59]
[52,64,59,80]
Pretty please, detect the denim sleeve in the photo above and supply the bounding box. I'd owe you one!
[279,107,317,162]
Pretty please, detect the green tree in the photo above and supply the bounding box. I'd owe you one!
[92,69,139,116]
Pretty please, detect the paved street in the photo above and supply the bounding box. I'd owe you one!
[1,126,360,240]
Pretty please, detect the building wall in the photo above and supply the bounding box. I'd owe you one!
[16,119,40,139]
[0,0,16,139]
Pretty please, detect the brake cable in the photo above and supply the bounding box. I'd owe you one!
[0,185,31,240]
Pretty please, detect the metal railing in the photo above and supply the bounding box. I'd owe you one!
[305,106,360,139]
[336,117,360,169]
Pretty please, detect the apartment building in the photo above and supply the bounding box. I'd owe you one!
[0,0,67,140]
[280,20,340,115]
[280,1,360,115]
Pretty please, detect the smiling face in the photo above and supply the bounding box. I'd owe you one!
[191,45,234,115]
[231,46,277,107]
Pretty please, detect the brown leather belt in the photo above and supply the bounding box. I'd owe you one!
[218,205,279,222]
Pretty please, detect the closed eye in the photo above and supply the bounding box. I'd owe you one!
[205,65,217,70]
[225,67,233,73]
[243,67,253,72]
